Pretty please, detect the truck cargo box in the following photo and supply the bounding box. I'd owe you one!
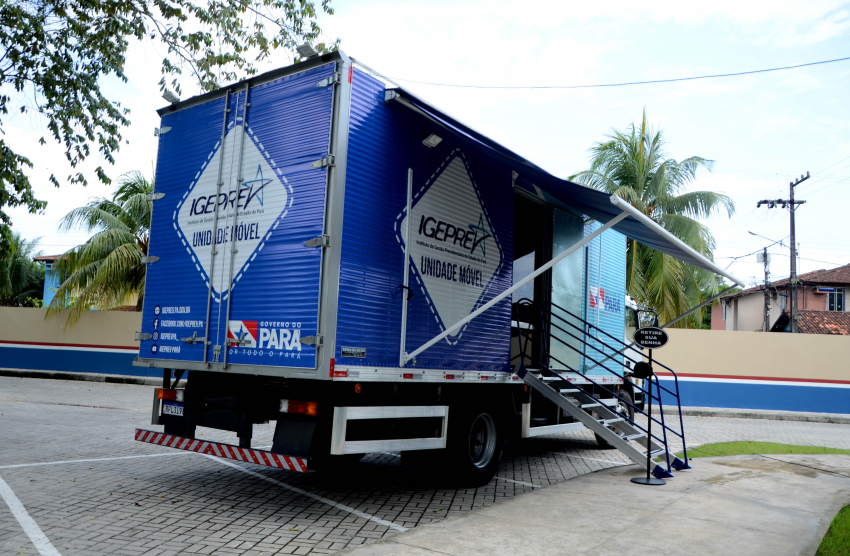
[136,52,628,381]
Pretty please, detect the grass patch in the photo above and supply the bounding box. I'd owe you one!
[817,505,850,556]
[657,441,850,461]
[657,442,850,554]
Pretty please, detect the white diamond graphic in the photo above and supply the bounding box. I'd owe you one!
[399,151,503,341]
[175,125,292,301]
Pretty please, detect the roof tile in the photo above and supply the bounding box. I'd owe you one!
[796,310,850,335]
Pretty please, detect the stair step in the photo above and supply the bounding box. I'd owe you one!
[522,361,684,478]
[598,418,624,425]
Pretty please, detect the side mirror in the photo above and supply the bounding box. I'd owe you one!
[632,361,653,379]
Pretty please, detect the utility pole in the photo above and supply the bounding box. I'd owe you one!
[757,171,808,333]
[759,248,770,331]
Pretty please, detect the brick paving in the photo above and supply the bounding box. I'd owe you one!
[2,376,850,555]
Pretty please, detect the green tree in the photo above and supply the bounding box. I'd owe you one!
[0,232,44,306]
[0,0,336,257]
[569,112,735,328]
[49,171,152,324]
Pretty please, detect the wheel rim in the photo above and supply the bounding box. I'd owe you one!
[616,396,631,419]
[468,413,497,469]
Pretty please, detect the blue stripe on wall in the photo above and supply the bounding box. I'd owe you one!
[0,346,161,378]
[657,378,850,414]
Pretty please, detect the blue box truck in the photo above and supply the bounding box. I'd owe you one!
[134,51,744,484]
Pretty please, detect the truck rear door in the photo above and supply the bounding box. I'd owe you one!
[138,63,337,371]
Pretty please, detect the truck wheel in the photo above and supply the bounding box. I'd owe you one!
[595,390,634,449]
[445,407,504,487]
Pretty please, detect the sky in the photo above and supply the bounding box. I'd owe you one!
[5,0,850,289]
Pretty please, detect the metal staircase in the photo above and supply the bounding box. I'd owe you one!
[512,299,692,479]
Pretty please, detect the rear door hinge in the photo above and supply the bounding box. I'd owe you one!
[180,331,207,345]
[299,335,324,347]
[317,73,341,87]
[154,126,172,136]
[135,332,152,341]
[304,235,330,248]
[140,256,159,264]
[146,192,165,201]
[227,329,251,346]
[311,155,335,169]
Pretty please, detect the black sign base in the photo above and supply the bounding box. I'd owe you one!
[631,477,667,486]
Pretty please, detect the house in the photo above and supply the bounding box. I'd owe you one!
[770,310,850,335]
[32,255,63,307]
[710,262,850,332]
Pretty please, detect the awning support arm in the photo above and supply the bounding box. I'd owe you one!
[609,196,746,288]
[584,284,740,373]
[660,285,738,329]
[403,209,630,364]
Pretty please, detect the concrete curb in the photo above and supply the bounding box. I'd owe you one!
[652,405,850,425]
[0,368,163,386]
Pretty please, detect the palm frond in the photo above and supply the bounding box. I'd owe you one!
[657,214,716,257]
[659,190,735,221]
[573,112,735,327]
[59,203,131,234]
[51,171,153,325]
[0,233,45,306]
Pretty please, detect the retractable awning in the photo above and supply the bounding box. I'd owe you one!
[385,88,744,288]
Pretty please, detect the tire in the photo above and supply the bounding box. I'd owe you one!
[443,407,504,487]
[595,390,634,449]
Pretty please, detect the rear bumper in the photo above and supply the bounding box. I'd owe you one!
[134,428,308,472]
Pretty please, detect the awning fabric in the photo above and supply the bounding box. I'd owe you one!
[387,88,745,287]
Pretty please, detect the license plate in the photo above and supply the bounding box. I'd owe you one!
[162,402,184,416]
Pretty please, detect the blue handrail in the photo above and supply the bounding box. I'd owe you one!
[512,299,690,469]
[547,302,690,466]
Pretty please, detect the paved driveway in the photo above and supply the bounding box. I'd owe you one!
[2,376,850,555]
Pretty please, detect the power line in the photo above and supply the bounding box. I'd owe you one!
[797,160,850,193]
[710,155,850,216]
[771,252,847,266]
[717,236,789,269]
[806,175,850,197]
[390,55,850,90]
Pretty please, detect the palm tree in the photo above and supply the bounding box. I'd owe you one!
[0,233,45,306]
[569,112,734,328]
[48,171,152,324]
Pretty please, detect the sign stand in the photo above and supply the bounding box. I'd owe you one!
[631,348,666,486]
[629,313,670,487]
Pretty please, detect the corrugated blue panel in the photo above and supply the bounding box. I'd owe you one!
[582,222,627,375]
[335,69,513,371]
[141,63,336,370]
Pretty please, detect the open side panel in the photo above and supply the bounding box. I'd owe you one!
[139,63,337,372]
[578,222,627,375]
